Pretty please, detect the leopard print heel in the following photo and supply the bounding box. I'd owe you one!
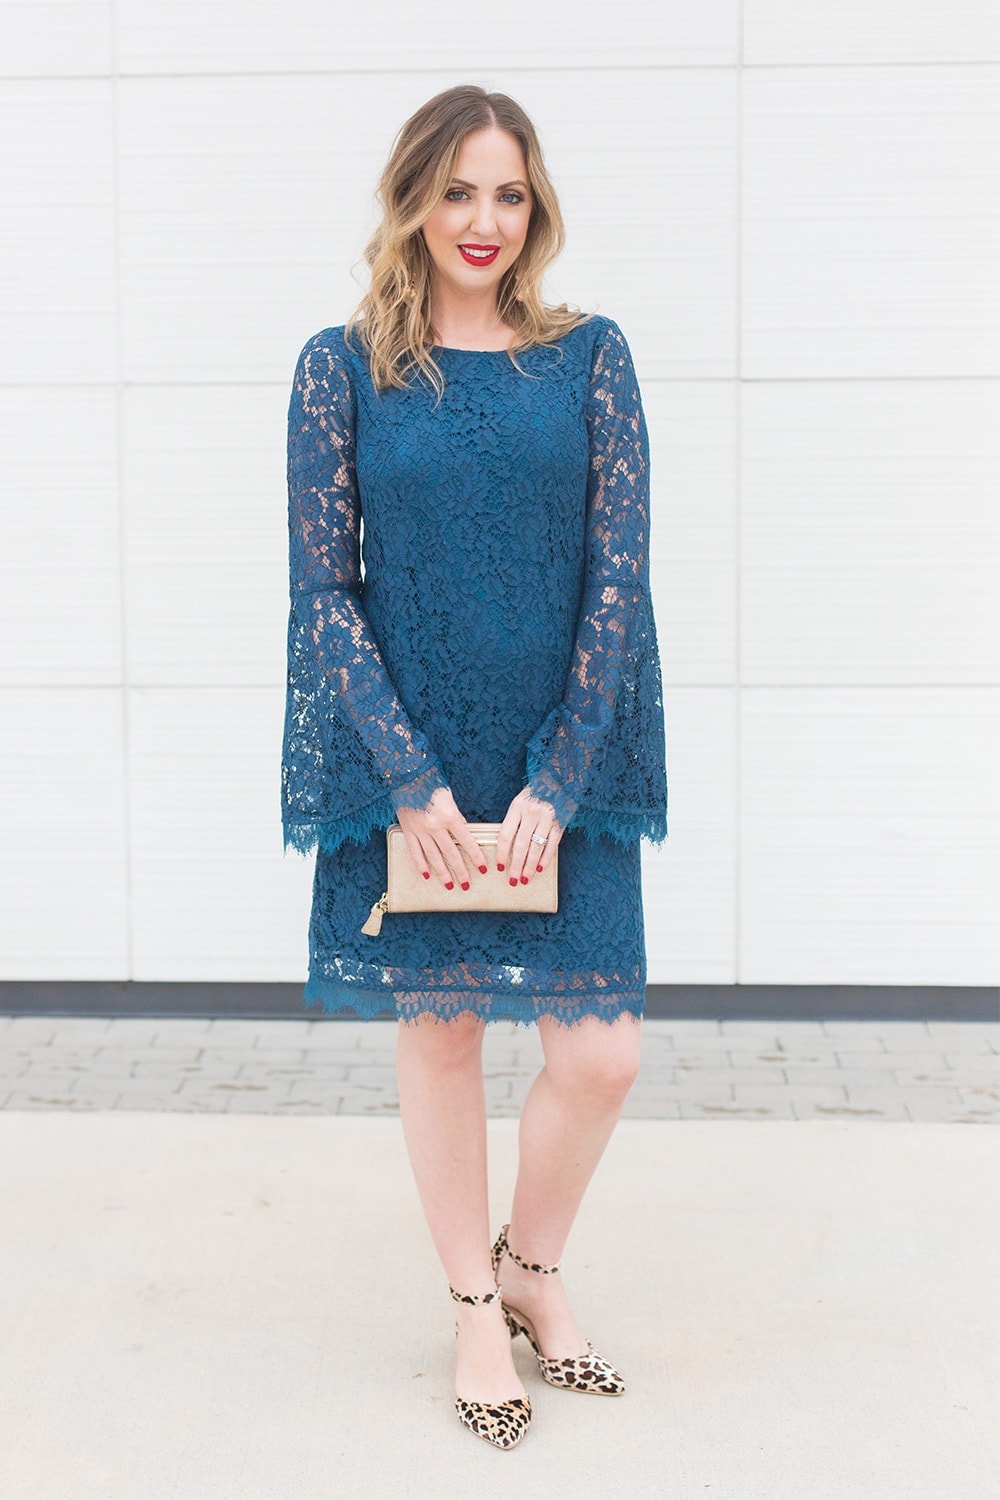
[490,1224,626,1397]
[449,1282,532,1449]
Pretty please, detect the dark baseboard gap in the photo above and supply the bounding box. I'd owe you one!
[0,982,996,1022]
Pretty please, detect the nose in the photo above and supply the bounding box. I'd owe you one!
[468,196,498,237]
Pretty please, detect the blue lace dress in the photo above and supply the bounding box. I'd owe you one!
[281,312,668,1027]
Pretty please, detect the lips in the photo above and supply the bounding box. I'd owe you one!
[458,244,500,266]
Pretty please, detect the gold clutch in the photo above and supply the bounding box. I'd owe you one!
[360,822,558,936]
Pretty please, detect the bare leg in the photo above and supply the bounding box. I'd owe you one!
[496,1011,642,1357]
[395,1009,525,1403]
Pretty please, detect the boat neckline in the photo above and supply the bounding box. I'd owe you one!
[429,343,517,354]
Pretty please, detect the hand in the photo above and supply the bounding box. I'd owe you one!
[395,786,490,892]
[496,787,563,887]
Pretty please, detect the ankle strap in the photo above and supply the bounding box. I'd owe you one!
[497,1223,560,1275]
[449,1283,503,1306]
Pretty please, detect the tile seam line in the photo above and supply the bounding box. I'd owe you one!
[2,60,998,82]
[4,377,998,390]
[735,1,744,985]
[3,681,998,690]
[0,64,741,83]
[109,0,134,979]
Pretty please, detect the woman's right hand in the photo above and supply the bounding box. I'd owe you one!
[395,786,489,891]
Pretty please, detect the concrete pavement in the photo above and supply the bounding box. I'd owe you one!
[0,1110,996,1499]
[1,1015,997,1497]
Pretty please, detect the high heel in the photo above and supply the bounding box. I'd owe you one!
[490,1224,626,1396]
[449,1282,532,1448]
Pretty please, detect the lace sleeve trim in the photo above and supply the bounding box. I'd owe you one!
[282,330,449,855]
[524,318,668,846]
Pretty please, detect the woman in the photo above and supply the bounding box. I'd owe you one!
[281,85,668,1450]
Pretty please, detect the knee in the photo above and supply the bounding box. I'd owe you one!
[398,1011,484,1071]
[546,1024,641,1107]
[589,1050,641,1106]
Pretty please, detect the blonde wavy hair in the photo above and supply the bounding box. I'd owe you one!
[344,85,592,399]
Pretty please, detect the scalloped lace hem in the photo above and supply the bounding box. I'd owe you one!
[525,745,667,849]
[283,765,450,857]
[300,979,646,1029]
[567,804,668,848]
[282,794,398,856]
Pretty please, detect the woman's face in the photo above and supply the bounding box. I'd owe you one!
[420,126,533,308]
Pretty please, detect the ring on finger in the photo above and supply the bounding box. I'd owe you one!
[530,832,549,847]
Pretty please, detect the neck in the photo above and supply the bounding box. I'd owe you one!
[428,282,510,350]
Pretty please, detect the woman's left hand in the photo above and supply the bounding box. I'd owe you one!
[496,786,563,886]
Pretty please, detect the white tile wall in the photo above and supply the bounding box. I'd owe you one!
[646,381,739,684]
[113,1,741,73]
[740,687,1000,984]
[642,688,738,984]
[0,80,117,383]
[121,385,288,685]
[0,689,128,977]
[741,380,1000,684]
[117,71,381,382]
[742,65,1000,378]
[1,8,997,986]
[0,2,112,77]
[744,2,1000,64]
[0,388,122,685]
[128,687,310,979]
[533,70,739,380]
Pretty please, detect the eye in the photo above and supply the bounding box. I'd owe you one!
[444,188,468,201]
[499,192,525,204]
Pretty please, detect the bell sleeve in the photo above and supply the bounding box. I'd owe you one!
[523,317,669,847]
[281,330,449,856]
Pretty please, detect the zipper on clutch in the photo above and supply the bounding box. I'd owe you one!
[360,891,389,936]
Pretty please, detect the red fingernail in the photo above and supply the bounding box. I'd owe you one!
[445,881,454,890]
[536,865,543,873]
[423,871,430,879]
[461,881,470,890]
[497,863,505,871]
[520,875,528,884]
[478,864,487,874]
[509,877,517,887]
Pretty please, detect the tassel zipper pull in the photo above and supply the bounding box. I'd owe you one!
[360,892,389,936]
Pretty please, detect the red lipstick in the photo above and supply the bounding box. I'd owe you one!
[458,244,500,266]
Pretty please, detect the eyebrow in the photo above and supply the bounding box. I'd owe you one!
[450,177,529,191]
